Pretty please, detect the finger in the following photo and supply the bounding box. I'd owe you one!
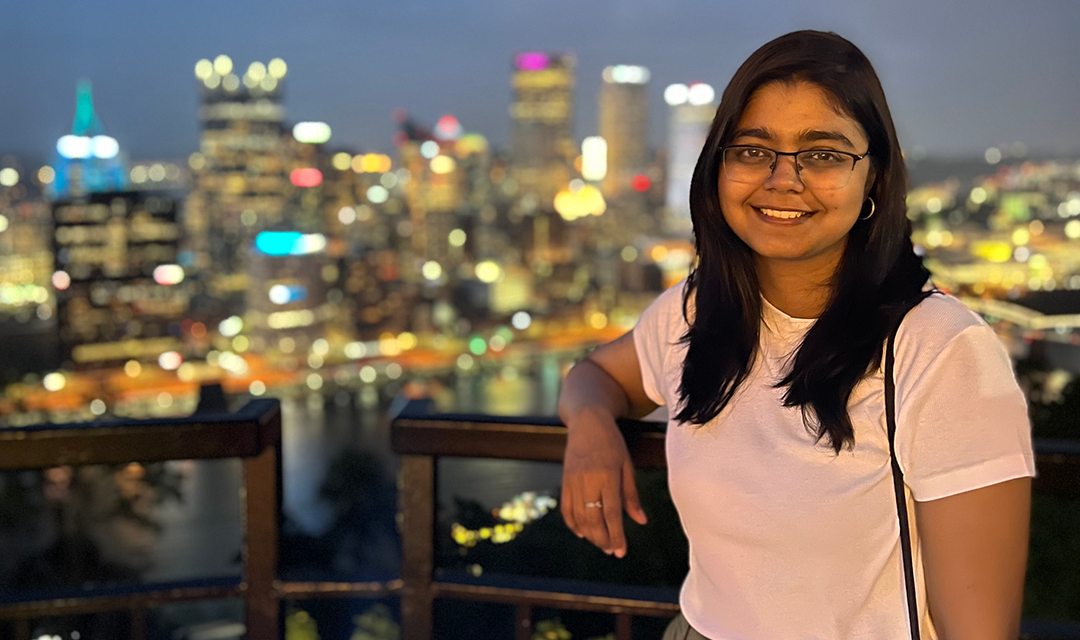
[622,461,648,526]
[560,481,578,536]
[582,480,611,552]
[601,477,626,557]
[574,483,597,546]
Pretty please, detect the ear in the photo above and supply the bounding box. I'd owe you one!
[862,167,876,199]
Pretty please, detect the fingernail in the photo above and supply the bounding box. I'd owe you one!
[615,549,626,558]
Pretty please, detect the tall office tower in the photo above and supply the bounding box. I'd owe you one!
[52,190,188,367]
[663,82,716,237]
[185,56,289,315]
[509,52,575,208]
[51,81,127,199]
[0,163,59,373]
[245,230,330,354]
[598,65,649,197]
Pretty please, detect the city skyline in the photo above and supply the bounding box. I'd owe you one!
[2,0,1079,164]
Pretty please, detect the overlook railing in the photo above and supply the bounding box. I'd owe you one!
[390,400,1080,640]
[0,396,1077,639]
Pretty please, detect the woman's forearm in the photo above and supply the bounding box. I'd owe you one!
[557,357,633,428]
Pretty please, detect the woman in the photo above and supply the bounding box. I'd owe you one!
[558,31,1035,639]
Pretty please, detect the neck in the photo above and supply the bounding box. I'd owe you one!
[755,252,843,319]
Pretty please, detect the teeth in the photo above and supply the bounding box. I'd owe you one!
[759,208,809,219]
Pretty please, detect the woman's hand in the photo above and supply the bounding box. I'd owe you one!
[560,407,648,558]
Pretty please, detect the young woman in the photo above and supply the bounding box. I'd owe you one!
[558,31,1035,639]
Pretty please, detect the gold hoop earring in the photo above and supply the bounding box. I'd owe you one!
[859,197,875,221]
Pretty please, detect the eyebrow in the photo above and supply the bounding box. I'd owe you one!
[731,127,857,149]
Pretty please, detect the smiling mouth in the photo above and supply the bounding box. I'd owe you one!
[754,206,815,220]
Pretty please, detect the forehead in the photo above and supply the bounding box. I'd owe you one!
[734,80,868,146]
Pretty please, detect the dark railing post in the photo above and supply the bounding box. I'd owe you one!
[400,454,435,640]
[616,612,632,640]
[515,603,532,640]
[243,404,283,640]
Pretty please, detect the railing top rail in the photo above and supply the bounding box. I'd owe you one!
[390,399,1080,492]
[0,398,281,470]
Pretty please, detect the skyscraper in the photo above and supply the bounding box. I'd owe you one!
[51,81,126,200]
[53,190,187,367]
[509,52,575,208]
[598,65,649,197]
[663,82,716,237]
[184,55,289,316]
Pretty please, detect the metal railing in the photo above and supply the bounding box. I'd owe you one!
[390,399,1080,640]
[1,396,1077,639]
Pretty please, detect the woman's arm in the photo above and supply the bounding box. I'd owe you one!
[915,476,1031,640]
[558,330,659,557]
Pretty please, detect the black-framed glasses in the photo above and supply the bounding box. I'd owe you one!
[721,145,869,189]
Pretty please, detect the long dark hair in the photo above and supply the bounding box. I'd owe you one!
[674,30,933,453]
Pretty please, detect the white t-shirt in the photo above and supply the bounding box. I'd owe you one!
[632,278,1036,640]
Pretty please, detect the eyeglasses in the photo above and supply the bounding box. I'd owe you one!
[721,145,869,190]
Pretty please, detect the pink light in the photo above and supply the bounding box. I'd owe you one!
[631,174,652,192]
[515,52,549,71]
[290,168,323,188]
[436,115,462,140]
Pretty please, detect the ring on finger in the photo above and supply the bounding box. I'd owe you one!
[584,500,603,508]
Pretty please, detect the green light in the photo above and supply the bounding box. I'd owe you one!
[469,336,487,356]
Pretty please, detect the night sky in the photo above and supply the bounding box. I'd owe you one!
[2,0,1078,163]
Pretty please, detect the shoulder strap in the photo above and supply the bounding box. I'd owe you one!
[886,299,925,640]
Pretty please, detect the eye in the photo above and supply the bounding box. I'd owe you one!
[801,150,847,166]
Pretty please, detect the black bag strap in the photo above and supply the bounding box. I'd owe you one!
[885,298,928,640]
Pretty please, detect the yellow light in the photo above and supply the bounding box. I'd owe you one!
[378,154,393,173]
[422,261,443,281]
[397,332,418,350]
[43,372,66,392]
[621,246,638,262]
[361,154,382,173]
[177,363,196,382]
[232,335,250,352]
[213,55,233,76]
[1065,220,1080,239]
[448,229,467,247]
[589,312,608,330]
[188,153,206,171]
[351,155,366,173]
[247,61,267,82]
[125,360,142,377]
[1011,228,1030,246]
[204,74,221,89]
[970,187,988,204]
[475,261,502,283]
[37,166,55,185]
[650,245,669,262]
[553,184,606,220]
[250,380,266,396]
[268,58,288,79]
[332,152,352,171]
[431,155,456,174]
[195,59,214,80]
[259,75,278,92]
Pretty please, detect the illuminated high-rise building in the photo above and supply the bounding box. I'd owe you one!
[51,81,126,199]
[598,65,649,197]
[663,82,716,237]
[53,191,188,367]
[185,55,289,314]
[509,52,575,207]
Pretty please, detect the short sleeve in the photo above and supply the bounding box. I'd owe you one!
[894,324,1036,502]
[631,281,687,407]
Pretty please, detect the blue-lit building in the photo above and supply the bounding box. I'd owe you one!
[50,81,127,199]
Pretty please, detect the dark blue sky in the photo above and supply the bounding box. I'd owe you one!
[2,0,1078,162]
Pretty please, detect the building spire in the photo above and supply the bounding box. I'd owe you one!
[71,79,105,136]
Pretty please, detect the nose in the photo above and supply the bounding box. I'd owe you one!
[762,154,804,192]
